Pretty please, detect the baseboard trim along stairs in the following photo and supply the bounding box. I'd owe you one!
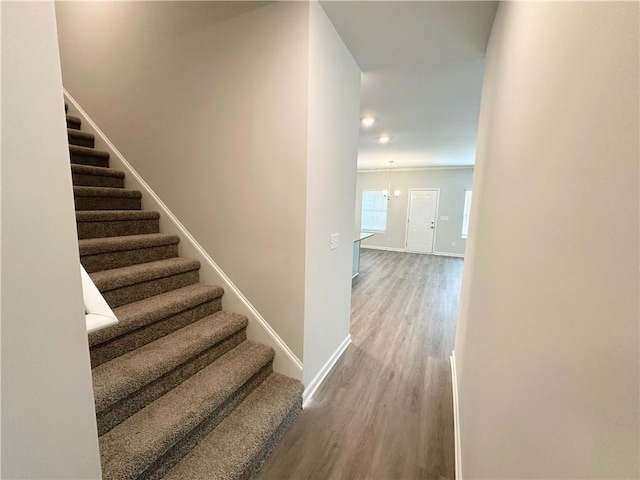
[64,97,303,479]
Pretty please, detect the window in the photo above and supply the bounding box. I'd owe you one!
[361,190,387,232]
[461,189,472,238]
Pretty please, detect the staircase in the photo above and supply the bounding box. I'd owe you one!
[66,104,303,480]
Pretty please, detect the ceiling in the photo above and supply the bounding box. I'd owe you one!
[320,1,498,170]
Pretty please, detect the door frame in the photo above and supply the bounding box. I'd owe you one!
[404,188,440,254]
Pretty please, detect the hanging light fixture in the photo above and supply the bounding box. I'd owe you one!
[382,160,401,199]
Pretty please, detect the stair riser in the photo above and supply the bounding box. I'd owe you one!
[77,219,160,240]
[74,196,141,211]
[70,152,109,168]
[81,244,179,273]
[141,364,273,480]
[67,118,81,129]
[97,329,247,436]
[72,172,124,188]
[90,299,222,368]
[101,270,200,308]
[68,135,95,148]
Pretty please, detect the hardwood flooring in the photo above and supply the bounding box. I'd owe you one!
[258,249,464,480]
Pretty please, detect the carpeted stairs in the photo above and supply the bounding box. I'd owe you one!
[66,103,303,480]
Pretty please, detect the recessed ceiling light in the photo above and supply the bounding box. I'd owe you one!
[378,135,391,144]
[361,116,376,127]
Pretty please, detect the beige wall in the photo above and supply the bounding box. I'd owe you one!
[1,2,102,477]
[55,1,309,359]
[455,2,639,478]
[303,1,361,386]
[355,167,473,255]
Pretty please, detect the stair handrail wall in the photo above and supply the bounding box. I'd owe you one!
[81,265,119,333]
[64,90,303,380]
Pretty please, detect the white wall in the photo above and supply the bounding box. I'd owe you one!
[454,2,639,478]
[355,167,473,255]
[303,2,361,386]
[1,2,102,478]
[55,1,309,359]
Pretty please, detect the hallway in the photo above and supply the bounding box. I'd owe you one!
[258,249,463,479]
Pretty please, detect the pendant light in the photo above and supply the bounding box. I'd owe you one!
[382,160,401,199]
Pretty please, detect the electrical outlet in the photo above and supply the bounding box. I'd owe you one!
[440,216,449,221]
[330,233,339,250]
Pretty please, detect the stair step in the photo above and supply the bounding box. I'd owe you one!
[99,341,275,480]
[93,312,250,436]
[163,372,303,480]
[66,114,81,129]
[89,257,201,308]
[76,210,160,239]
[74,186,142,211]
[69,144,110,167]
[89,284,225,367]
[68,128,95,148]
[79,233,180,273]
[71,164,125,188]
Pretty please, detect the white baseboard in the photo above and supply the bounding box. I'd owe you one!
[434,251,465,258]
[303,335,352,408]
[362,245,464,258]
[450,351,462,480]
[361,245,406,253]
[64,90,303,380]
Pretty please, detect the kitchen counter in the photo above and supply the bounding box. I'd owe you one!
[353,233,375,279]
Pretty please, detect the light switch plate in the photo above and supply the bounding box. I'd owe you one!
[330,233,339,250]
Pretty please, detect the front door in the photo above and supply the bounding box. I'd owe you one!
[406,189,438,253]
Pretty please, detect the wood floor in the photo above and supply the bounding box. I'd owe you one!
[258,249,464,480]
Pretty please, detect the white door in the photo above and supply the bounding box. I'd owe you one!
[406,189,438,253]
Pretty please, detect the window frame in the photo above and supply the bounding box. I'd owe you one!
[360,190,388,233]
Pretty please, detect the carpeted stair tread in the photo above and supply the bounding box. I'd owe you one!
[66,113,81,129]
[70,144,110,158]
[92,311,249,414]
[99,341,274,480]
[79,233,181,273]
[163,372,303,480]
[89,258,200,293]
[74,186,142,199]
[74,186,142,210]
[79,233,179,256]
[89,284,224,368]
[89,283,224,347]
[77,210,158,222]
[68,127,93,139]
[68,128,95,147]
[76,210,160,239]
[71,164,125,178]
[72,164,124,188]
[70,144,110,167]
